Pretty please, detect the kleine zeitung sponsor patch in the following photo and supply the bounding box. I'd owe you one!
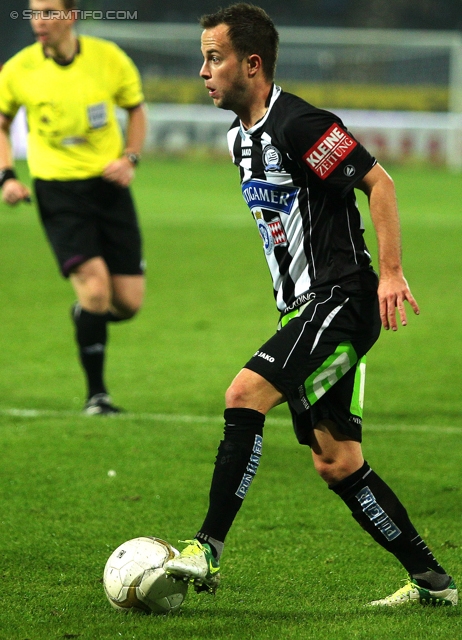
[302,124,357,179]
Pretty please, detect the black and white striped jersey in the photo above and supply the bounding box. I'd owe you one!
[227,85,378,314]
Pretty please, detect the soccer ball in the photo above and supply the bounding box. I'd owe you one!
[103,536,188,614]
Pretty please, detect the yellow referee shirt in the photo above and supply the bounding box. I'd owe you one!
[0,35,144,180]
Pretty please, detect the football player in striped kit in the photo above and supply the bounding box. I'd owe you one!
[165,3,457,607]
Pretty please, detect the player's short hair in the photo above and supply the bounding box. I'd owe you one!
[62,0,78,8]
[200,3,279,82]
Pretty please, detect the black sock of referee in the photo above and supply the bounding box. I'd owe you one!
[71,303,109,399]
[195,408,265,559]
[330,461,450,590]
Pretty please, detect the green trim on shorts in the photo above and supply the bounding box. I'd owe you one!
[280,299,314,329]
[280,308,300,328]
[350,355,367,418]
[304,341,358,405]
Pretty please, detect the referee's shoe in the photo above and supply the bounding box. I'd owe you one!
[83,393,121,416]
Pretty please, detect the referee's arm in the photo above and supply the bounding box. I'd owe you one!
[102,103,147,188]
[0,113,31,205]
[124,103,147,159]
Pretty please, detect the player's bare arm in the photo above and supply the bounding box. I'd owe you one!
[103,103,147,188]
[0,113,31,205]
[358,163,420,331]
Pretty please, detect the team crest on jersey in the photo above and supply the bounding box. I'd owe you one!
[37,101,64,136]
[254,210,287,255]
[303,124,357,179]
[262,145,283,172]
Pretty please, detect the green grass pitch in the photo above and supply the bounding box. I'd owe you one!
[0,158,461,639]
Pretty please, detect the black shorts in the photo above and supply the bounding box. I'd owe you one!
[34,177,144,278]
[245,282,381,445]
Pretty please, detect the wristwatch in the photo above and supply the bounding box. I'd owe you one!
[124,152,140,166]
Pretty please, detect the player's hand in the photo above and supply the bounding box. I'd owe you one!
[1,179,31,205]
[102,156,134,188]
[378,274,420,331]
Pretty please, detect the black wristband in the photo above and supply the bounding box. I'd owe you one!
[0,168,17,188]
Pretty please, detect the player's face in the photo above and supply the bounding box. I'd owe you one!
[200,24,249,112]
[29,0,75,48]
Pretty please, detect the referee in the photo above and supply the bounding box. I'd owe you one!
[165,3,458,608]
[0,0,147,414]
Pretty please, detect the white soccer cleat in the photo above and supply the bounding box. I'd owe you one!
[164,539,220,594]
[369,578,458,606]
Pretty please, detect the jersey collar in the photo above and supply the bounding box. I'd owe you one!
[42,37,81,67]
[239,84,282,139]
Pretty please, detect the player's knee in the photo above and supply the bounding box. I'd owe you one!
[313,457,335,484]
[111,299,142,319]
[111,285,144,319]
[82,290,111,314]
[313,457,356,486]
[225,383,245,408]
[225,380,251,408]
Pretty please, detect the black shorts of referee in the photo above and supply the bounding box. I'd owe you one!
[34,176,144,277]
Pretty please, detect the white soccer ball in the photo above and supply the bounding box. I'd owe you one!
[103,536,188,614]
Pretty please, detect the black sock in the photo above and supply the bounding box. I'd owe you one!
[331,461,447,577]
[197,407,265,543]
[71,304,108,399]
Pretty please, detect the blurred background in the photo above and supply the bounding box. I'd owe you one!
[2,0,462,168]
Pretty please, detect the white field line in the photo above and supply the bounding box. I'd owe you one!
[0,407,461,433]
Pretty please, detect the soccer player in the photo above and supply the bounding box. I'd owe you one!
[165,3,458,607]
[0,0,147,414]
